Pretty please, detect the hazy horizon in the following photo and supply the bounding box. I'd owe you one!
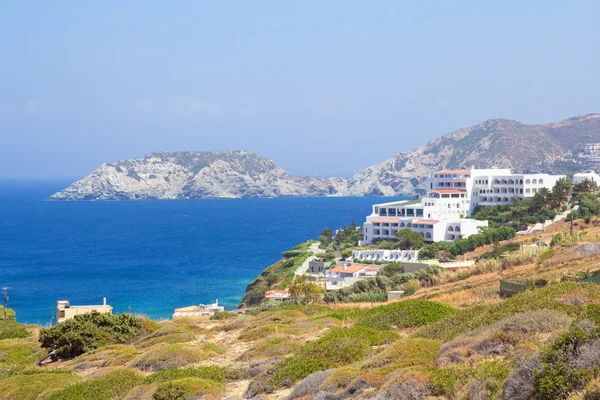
[2,1,599,180]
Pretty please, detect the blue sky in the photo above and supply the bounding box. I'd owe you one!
[1,1,599,179]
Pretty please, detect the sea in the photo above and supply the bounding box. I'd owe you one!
[0,180,404,324]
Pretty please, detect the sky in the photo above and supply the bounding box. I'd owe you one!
[1,1,599,180]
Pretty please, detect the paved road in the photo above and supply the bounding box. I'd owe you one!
[295,242,326,276]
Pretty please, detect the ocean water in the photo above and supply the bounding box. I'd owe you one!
[0,181,404,324]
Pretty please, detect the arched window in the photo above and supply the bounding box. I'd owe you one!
[399,222,405,227]
[455,226,461,232]
[406,223,412,227]
[532,179,537,184]
[526,179,531,184]
[538,179,543,184]
[425,232,432,239]
[448,226,454,231]
[457,203,460,208]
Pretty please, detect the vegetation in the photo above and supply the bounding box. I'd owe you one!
[356,300,455,330]
[153,377,225,400]
[324,265,442,303]
[46,368,142,400]
[39,313,141,359]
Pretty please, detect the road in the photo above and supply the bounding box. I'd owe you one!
[295,242,326,276]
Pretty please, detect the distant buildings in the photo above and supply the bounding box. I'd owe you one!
[56,298,112,323]
[351,249,419,262]
[361,167,568,244]
[172,300,224,319]
[573,171,600,186]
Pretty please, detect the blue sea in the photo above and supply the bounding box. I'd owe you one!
[0,181,402,324]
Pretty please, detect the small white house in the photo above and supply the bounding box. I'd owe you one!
[325,264,381,290]
[573,171,600,186]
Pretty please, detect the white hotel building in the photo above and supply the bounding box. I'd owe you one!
[361,167,566,244]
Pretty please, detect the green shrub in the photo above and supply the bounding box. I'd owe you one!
[145,366,229,383]
[356,300,455,330]
[241,335,303,361]
[325,308,367,323]
[47,367,143,400]
[39,313,141,359]
[253,326,398,392]
[71,344,141,368]
[209,310,238,320]
[537,248,554,264]
[0,339,43,372]
[0,371,80,400]
[362,338,441,372]
[134,326,195,348]
[153,377,225,400]
[0,320,30,340]
[0,306,16,319]
[416,282,600,342]
[127,344,210,372]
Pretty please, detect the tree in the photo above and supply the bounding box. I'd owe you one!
[418,244,438,260]
[381,262,404,277]
[288,275,325,305]
[531,188,551,212]
[574,178,599,195]
[39,313,140,360]
[395,228,424,250]
[550,178,572,209]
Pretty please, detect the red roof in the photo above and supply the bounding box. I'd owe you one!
[330,264,381,274]
[372,218,400,223]
[412,220,439,225]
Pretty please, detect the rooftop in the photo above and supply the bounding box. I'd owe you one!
[330,264,381,274]
[412,220,439,225]
[376,199,422,208]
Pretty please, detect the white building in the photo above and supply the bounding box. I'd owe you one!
[361,167,566,244]
[56,298,113,323]
[172,300,224,319]
[573,171,600,186]
[351,249,419,262]
[325,264,381,290]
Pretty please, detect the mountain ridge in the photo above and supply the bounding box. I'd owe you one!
[51,114,600,200]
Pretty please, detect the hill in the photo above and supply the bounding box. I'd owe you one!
[51,114,600,199]
[346,113,600,196]
[50,150,347,200]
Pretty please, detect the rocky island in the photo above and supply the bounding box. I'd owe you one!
[51,114,600,200]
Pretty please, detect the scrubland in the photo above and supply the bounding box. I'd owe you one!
[6,218,600,399]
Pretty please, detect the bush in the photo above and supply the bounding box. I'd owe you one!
[415,282,599,342]
[362,338,440,372]
[134,326,195,348]
[0,320,30,340]
[153,377,225,400]
[241,335,303,361]
[0,339,42,373]
[127,344,210,372]
[145,366,229,384]
[0,371,80,400]
[356,300,455,330]
[209,310,238,320]
[47,368,143,400]
[39,313,141,360]
[249,326,398,393]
